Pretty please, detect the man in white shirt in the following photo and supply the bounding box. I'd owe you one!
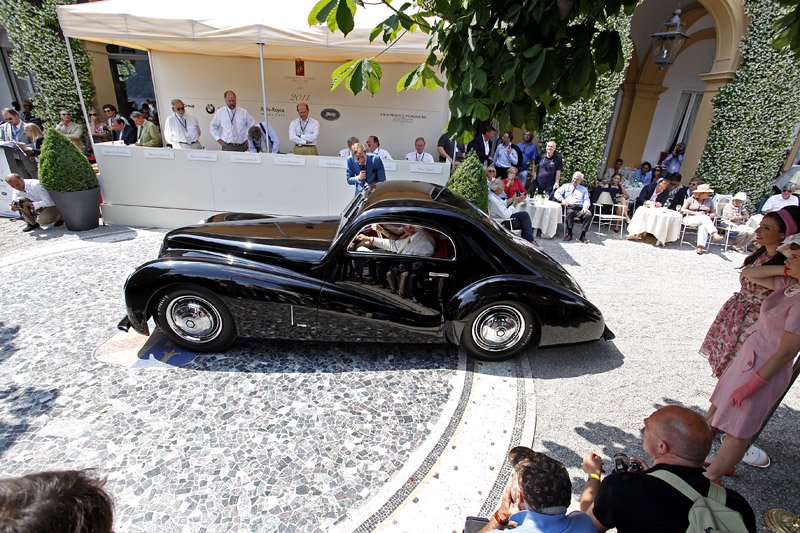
[5,173,62,231]
[0,108,34,179]
[355,225,435,256]
[288,103,320,155]
[339,136,359,158]
[209,90,255,152]
[366,135,393,160]
[163,98,203,149]
[761,183,799,213]
[405,137,434,163]
[488,178,536,244]
[554,171,593,243]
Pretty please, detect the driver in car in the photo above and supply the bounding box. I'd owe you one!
[355,224,435,256]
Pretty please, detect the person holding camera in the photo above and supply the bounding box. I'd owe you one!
[345,142,386,195]
[4,173,62,232]
[578,405,755,532]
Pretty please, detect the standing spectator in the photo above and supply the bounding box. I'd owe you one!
[365,135,393,160]
[339,136,359,158]
[405,137,434,162]
[0,107,34,179]
[602,158,623,181]
[55,109,84,152]
[288,102,319,155]
[4,173,62,231]
[131,111,162,147]
[632,161,653,185]
[210,90,255,152]
[517,131,538,186]
[102,104,128,129]
[662,142,686,174]
[555,171,593,243]
[163,98,202,149]
[532,140,563,197]
[87,109,111,143]
[19,99,42,127]
[436,132,462,168]
[346,142,386,195]
[111,117,136,145]
[493,131,519,180]
[761,183,799,213]
[257,122,280,153]
[466,125,495,165]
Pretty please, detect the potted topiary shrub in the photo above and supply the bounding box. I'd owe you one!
[445,150,488,212]
[38,127,100,231]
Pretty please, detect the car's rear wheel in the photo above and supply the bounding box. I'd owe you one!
[154,286,238,352]
[461,301,535,361]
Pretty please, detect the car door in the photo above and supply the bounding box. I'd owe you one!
[316,222,460,343]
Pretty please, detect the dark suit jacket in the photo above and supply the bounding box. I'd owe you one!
[115,125,137,145]
[635,183,669,208]
[346,153,386,195]
[466,135,492,164]
[669,185,690,211]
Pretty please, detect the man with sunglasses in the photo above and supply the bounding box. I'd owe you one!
[55,109,84,152]
[163,98,203,149]
[761,183,799,214]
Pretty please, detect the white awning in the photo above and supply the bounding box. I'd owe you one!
[56,0,431,63]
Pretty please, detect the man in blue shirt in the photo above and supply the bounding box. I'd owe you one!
[493,131,519,180]
[633,161,653,185]
[554,171,593,243]
[346,142,386,195]
[517,131,538,187]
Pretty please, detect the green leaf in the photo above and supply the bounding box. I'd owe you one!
[472,68,487,91]
[473,101,490,121]
[348,59,365,94]
[335,0,356,36]
[330,59,359,91]
[308,0,337,26]
[522,50,545,87]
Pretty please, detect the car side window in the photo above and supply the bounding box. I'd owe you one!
[348,223,456,260]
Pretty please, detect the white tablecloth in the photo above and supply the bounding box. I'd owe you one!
[627,207,683,245]
[520,200,561,238]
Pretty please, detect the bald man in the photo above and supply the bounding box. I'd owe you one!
[578,406,755,532]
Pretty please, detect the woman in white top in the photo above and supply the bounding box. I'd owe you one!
[680,183,723,254]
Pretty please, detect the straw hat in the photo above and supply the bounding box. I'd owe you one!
[692,184,715,196]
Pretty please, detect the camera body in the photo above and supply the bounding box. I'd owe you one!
[11,198,30,210]
[612,453,643,474]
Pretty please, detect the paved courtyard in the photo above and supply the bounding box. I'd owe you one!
[0,215,798,532]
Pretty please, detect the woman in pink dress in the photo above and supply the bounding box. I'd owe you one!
[704,232,800,483]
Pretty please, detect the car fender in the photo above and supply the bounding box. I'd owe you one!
[123,258,321,335]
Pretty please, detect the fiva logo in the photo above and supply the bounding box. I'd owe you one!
[320,108,341,121]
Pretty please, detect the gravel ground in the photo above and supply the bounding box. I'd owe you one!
[0,215,798,531]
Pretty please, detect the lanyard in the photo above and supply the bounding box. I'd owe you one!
[227,107,236,126]
[299,119,308,135]
[416,152,423,161]
[176,115,187,130]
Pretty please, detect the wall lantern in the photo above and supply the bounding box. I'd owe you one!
[651,9,688,70]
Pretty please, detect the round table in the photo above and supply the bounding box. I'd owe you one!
[520,199,562,239]
[626,206,683,245]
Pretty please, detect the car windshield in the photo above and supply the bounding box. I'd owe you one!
[333,188,371,249]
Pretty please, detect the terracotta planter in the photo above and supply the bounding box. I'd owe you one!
[49,187,100,231]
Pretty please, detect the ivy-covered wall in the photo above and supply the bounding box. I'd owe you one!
[540,14,633,187]
[0,0,95,127]
[695,0,800,204]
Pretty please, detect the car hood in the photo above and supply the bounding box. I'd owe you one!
[160,216,340,266]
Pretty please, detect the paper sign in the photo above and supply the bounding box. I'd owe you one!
[186,151,218,162]
[101,146,132,157]
[383,161,397,171]
[230,153,262,164]
[274,155,306,167]
[144,149,175,159]
[318,158,346,169]
[409,163,443,174]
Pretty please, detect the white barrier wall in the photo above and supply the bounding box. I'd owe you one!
[150,52,450,159]
[95,144,450,228]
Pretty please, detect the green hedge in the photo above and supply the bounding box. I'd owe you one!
[695,0,800,205]
[38,128,98,192]
[446,150,488,212]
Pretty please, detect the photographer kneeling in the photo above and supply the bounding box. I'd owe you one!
[579,405,756,532]
[5,173,62,232]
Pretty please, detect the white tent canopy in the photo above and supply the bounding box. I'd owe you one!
[56,0,431,63]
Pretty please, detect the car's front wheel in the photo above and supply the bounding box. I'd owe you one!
[461,301,535,361]
[154,286,238,352]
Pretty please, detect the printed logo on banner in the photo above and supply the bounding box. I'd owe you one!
[320,108,341,121]
[205,104,216,114]
[295,60,305,76]
[379,112,429,125]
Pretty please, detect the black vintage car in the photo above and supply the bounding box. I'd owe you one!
[119,181,613,361]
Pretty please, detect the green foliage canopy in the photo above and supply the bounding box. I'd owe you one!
[38,128,98,192]
[309,0,637,141]
[0,0,95,127]
[446,150,488,212]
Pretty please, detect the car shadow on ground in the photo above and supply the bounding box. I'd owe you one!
[0,321,20,365]
[525,339,625,379]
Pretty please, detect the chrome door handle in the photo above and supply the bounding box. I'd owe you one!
[429,272,450,278]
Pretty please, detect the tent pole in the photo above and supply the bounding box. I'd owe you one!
[258,43,269,145]
[63,35,92,152]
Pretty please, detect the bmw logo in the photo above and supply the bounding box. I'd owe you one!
[205,104,216,114]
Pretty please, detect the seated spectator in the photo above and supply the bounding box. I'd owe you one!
[488,178,537,244]
[346,142,386,195]
[354,224,435,256]
[365,135,393,160]
[111,117,136,145]
[0,469,114,533]
[481,446,595,532]
[650,165,664,186]
[493,131,519,180]
[721,192,757,252]
[761,183,799,213]
[405,136,434,163]
[21,124,44,174]
[485,165,498,188]
[87,108,111,143]
[680,183,724,254]
[602,158,623,181]
[55,109,84,152]
[5,172,62,232]
[592,173,630,232]
[579,405,756,532]
[503,166,526,199]
[131,111,162,147]
[340,136,359,158]
[102,104,128,129]
[634,177,670,210]
[554,171,593,243]
[633,161,653,185]
[663,173,686,210]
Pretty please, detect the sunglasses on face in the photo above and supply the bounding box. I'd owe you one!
[487,170,496,174]
[175,107,185,111]
[89,113,97,116]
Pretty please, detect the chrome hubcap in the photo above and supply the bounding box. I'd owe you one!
[472,305,526,352]
[165,295,222,343]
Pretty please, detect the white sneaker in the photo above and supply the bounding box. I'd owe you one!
[741,444,771,468]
